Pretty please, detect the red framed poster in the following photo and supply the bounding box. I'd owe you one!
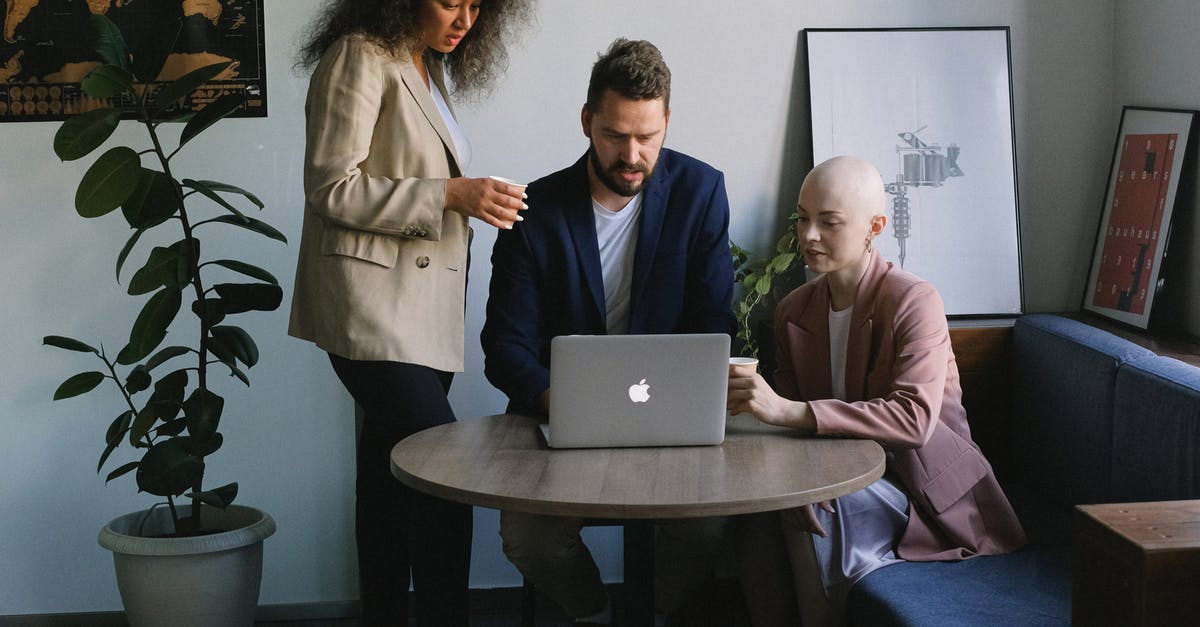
[1084,106,1196,329]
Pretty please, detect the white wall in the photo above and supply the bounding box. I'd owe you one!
[1113,0,1200,336]
[1,0,1119,615]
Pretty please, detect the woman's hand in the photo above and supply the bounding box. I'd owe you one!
[727,368,817,432]
[445,177,527,229]
[781,501,836,538]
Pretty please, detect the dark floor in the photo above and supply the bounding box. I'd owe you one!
[256,579,749,627]
[2,580,747,626]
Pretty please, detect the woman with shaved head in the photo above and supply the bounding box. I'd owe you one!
[728,156,1025,626]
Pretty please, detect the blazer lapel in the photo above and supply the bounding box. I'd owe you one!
[399,56,463,175]
[844,315,873,402]
[563,159,606,324]
[844,250,890,401]
[795,280,833,400]
[628,158,669,328]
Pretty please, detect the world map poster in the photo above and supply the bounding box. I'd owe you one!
[1,0,265,123]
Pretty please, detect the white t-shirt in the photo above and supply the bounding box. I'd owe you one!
[593,193,643,334]
[828,305,854,401]
[428,78,472,170]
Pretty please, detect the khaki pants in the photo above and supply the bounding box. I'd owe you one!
[500,510,727,618]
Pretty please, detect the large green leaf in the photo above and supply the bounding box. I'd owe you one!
[118,287,182,365]
[225,362,250,387]
[190,298,226,327]
[179,91,246,148]
[183,179,263,209]
[754,274,771,296]
[145,369,187,424]
[187,481,238,509]
[81,64,134,100]
[76,147,141,218]
[154,61,232,109]
[121,169,178,229]
[53,371,106,400]
[53,108,121,161]
[183,388,223,446]
[185,432,224,457]
[99,410,134,472]
[132,18,180,83]
[206,338,237,375]
[155,417,188,437]
[771,252,797,273]
[124,366,151,394]
[127,244,189,296]
[210,325,258,367]
[43,335,99,354]
[143,345,190,372]
[116,228,147,283]
[212,283,283,314]
[136,439,202,497]
[182,178,246,221]
[209,259,278,285]
[128,406,157,447]
[88,14,131,72]
[202,214,287,243]
[105,461,139,484]
[106,410,135,446]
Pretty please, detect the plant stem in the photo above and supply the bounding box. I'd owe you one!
[139,103,208,532]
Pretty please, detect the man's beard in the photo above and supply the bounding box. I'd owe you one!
[589,142,657,197]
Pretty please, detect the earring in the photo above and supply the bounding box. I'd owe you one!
[865,238,873,254]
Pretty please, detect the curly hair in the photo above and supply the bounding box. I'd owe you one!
[585,38,671,114]
[297,0,535,98]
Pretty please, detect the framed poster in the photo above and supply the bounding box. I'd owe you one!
[805,27,1022,316]
[1082,106,1196,329]
[0,1,266,123]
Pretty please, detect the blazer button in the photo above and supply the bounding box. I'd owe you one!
[416,256,430,268]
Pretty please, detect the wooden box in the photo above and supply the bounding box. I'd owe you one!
[1073,500,1200,626]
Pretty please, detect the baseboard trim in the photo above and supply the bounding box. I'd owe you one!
[0,586,544,625]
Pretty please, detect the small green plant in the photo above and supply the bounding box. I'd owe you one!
[731,212,802,358]
[43,15,286,535]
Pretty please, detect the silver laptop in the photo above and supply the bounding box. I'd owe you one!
[541,333,730,448]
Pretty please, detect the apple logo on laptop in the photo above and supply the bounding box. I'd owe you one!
[628,379,650,403]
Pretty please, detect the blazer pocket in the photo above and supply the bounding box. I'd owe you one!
[320,224,400,269]
[921,448,989,514]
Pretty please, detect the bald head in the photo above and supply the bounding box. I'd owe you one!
[799,156,887,220]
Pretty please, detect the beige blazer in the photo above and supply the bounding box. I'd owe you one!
[289,35,470,372]
[774,250,1026,561]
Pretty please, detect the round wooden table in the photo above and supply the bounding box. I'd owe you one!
[391,413,886,626]
[391,413,885,519]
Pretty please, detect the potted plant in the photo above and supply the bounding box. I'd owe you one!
[43,15,283,626]
[731,211,805,365]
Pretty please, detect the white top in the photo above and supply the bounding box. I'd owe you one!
[828,305,853,401]
[428,77,472,170]
[592,193,643,334]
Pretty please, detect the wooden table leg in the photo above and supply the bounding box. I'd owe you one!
[623,520,655,627]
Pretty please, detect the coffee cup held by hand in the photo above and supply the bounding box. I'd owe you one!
[729,356,758,375]
[727,357,758,419]
[488,175,527,190]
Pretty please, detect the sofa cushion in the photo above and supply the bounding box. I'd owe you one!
[1011,315,1155,507]
[1111,354,1200,502]
[847,547,1071,626]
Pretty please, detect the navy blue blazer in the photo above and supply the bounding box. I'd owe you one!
[482,148,736,411]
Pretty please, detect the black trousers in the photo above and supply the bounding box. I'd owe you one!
[329,355,472,627]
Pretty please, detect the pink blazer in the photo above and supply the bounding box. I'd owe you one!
[773,250,1026,561]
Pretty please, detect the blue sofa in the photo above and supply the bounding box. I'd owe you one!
[847,314,1200,626]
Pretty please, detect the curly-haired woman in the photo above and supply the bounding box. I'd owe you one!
[291,2,534,624]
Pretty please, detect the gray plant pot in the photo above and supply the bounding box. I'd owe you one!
[98,504,276,627]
